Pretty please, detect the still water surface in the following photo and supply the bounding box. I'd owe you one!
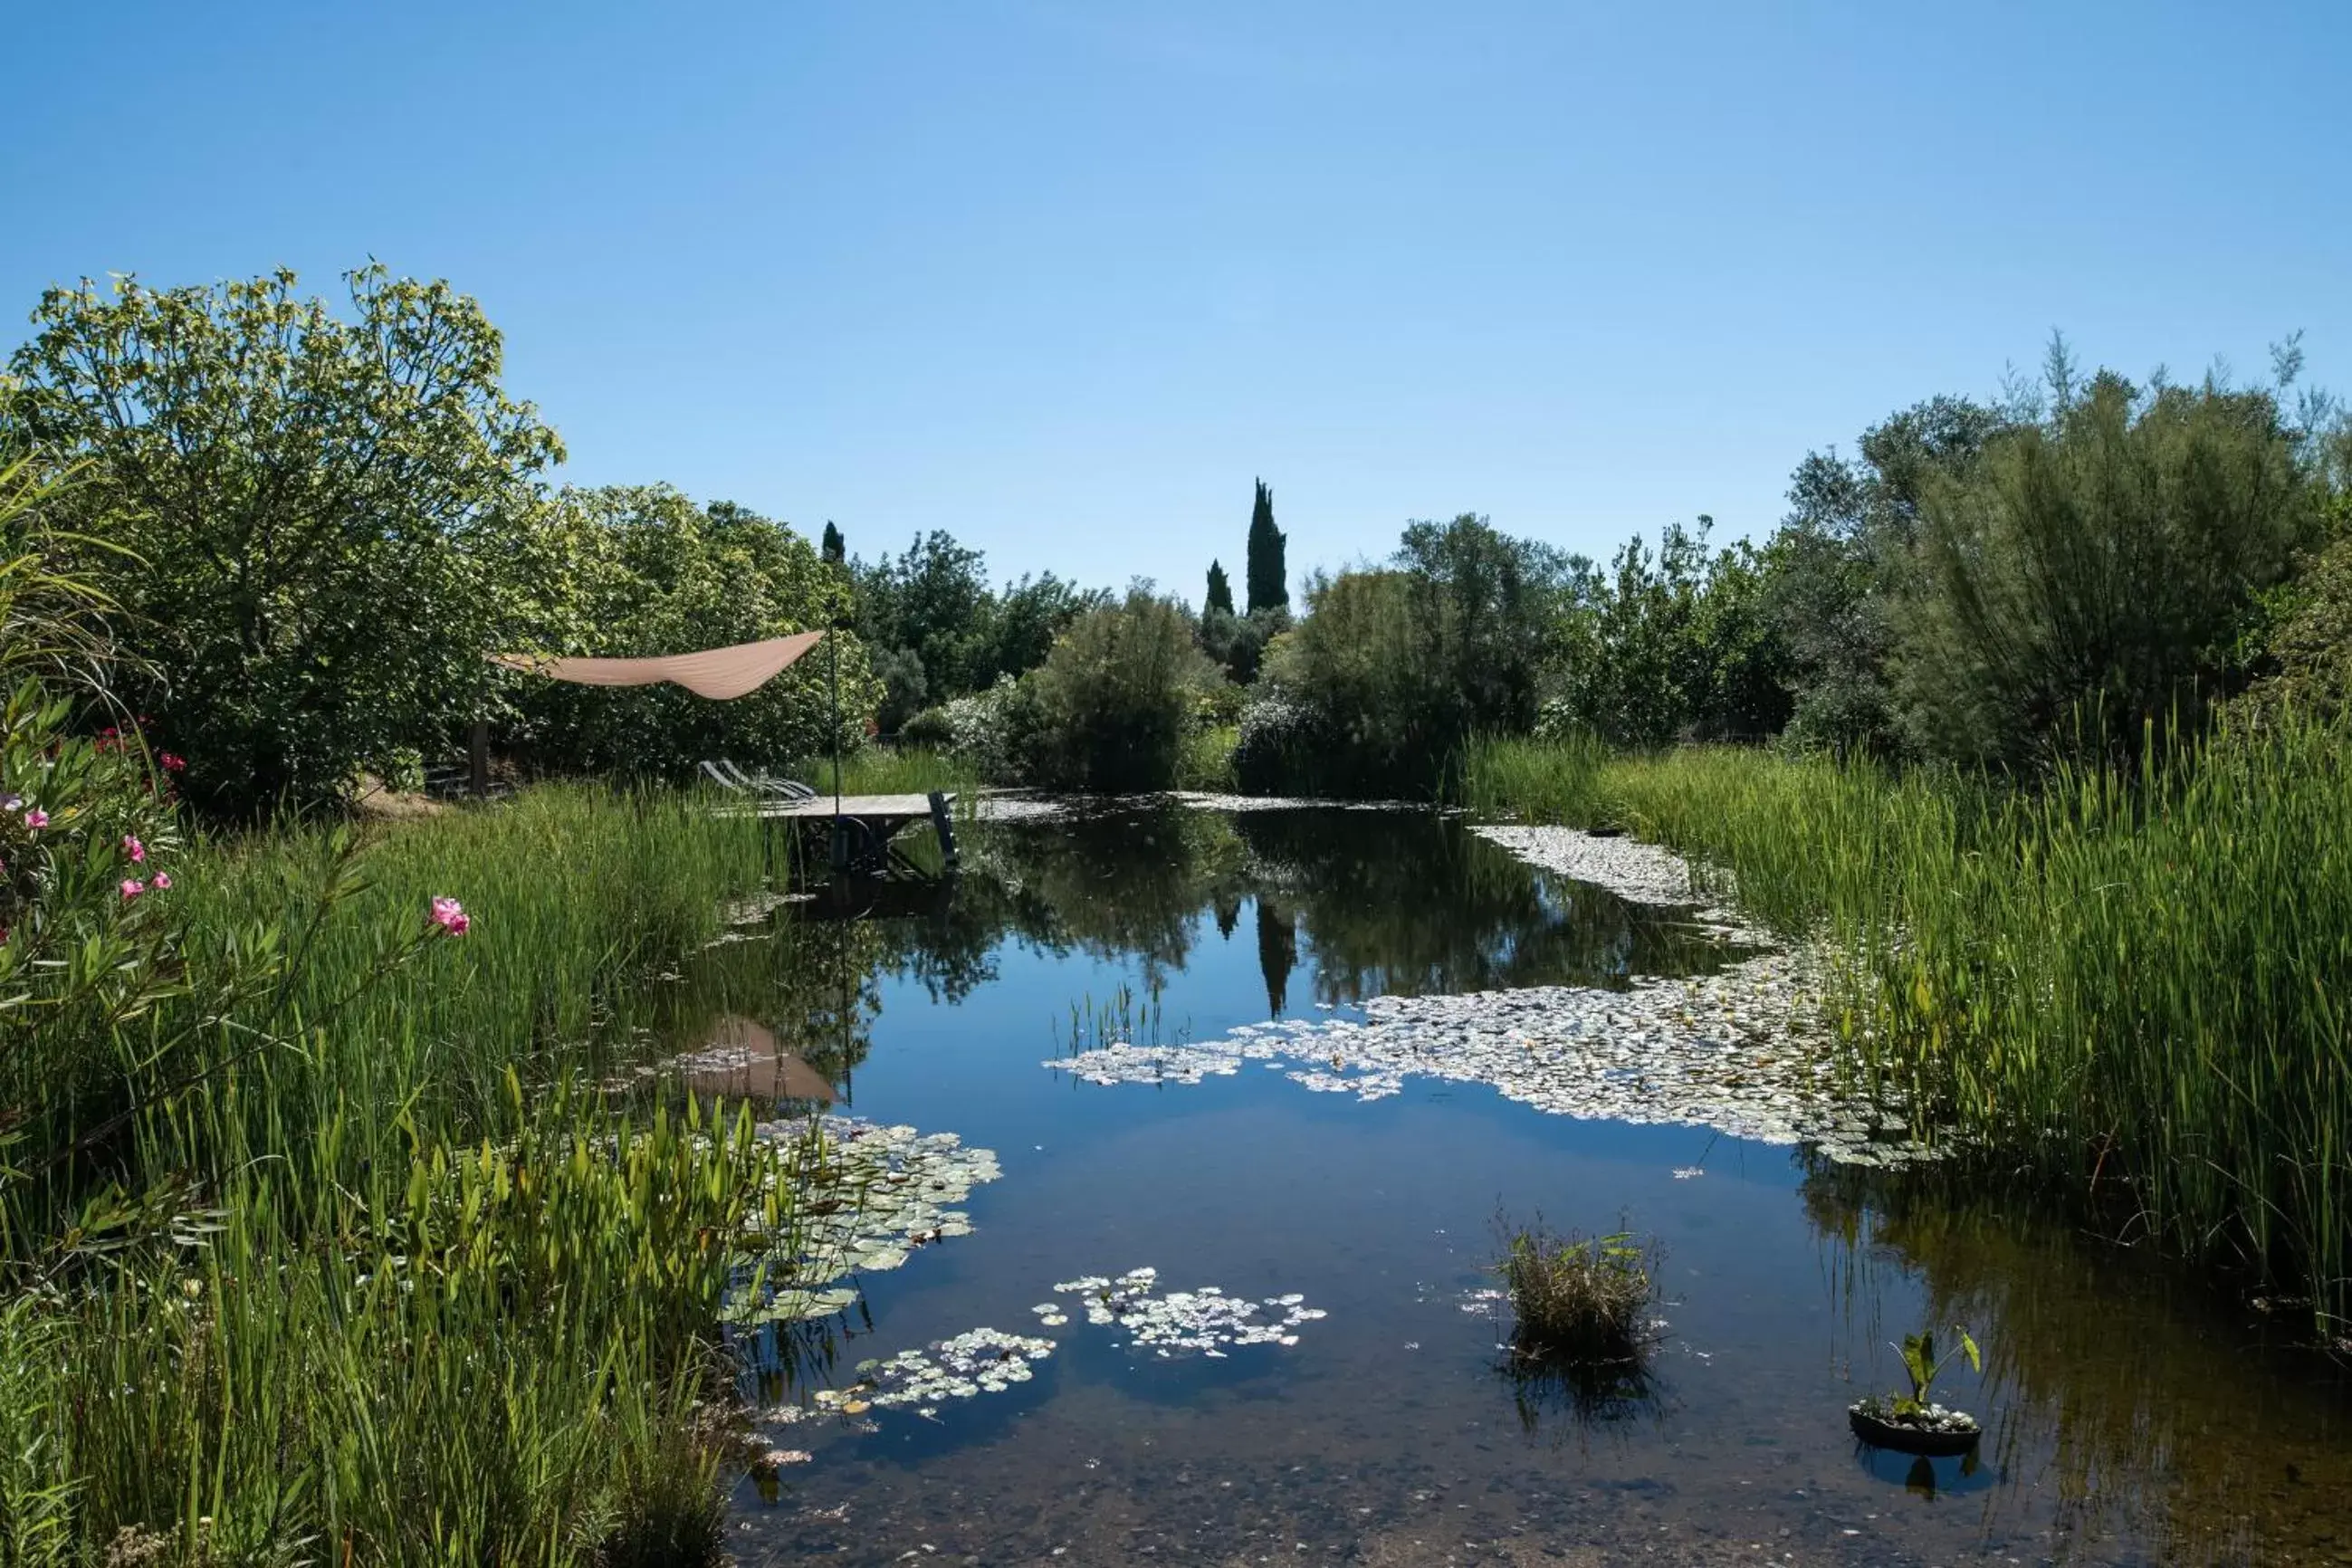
[683,802,2349,1566]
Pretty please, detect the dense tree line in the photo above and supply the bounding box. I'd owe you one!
[1226,336,2350,795]
[6,264,2344,810]
[0,267,875,815]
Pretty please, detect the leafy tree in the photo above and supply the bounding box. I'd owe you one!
[1198,605,1277,684]
[1546,519,1791,747]
[1243,516,1569,794]
[850,531,1102,728]
[1898,372,2320,766]
[1394,513,1571,740]
[508,486,875,776]
[1024,590,1219,790]
[989,571,1106,684]
[1246,477,1287,613]
[1765,397,2010,756]
[821,521,846,565]
[1205,559,1234,617]
[853,531,992,700]
[4,266,568,816]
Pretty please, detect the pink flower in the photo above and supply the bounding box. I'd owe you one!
[122,835,146,864]
[152,871,172,891]
[22,808,48,830]
[429,896,471,936]
[160,753,186,774]
[120,879,145,901]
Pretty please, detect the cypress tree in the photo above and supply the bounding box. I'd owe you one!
[1205,559,1235,617]
[1245,478,1286,612]
[821,521,846,565]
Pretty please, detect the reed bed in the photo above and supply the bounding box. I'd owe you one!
[2,784,828,1565]
[1459,723,2352,1336]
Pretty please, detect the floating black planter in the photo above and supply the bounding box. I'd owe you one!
[1848,1400,1982,1457]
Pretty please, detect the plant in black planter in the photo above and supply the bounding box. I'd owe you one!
[1849,1325,1983,1456]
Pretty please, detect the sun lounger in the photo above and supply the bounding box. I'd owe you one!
[720,760,817,800]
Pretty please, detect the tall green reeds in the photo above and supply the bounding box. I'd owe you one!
[1459,724,2352,1334]
[5,783,827,1563]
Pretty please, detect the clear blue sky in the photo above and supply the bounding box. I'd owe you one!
[9,1,2349,602]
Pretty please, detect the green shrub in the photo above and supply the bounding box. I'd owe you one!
[1175,724,1238,791]
[5,267,573,817]
[1898,374,2319,767]
[2232,525,2352,725]
[897,704,956,749]
[1242,517,1571,798]
[1024,591,1218,791]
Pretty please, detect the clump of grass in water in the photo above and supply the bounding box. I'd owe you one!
[1494,1213,1662,1420]
[1055,979,1183,1056]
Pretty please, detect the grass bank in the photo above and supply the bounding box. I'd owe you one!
[3,784,827,1565]
[1460,726,2352,1339]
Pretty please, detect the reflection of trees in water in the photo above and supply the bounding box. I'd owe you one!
[1256,897,1297,1016]
[943,807,1248,981]
[654,802,1749,1106]
[1225,810,1732,1005]
[1802,1160,2352,1564]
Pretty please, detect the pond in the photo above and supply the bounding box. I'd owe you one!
[680,800,2352,1566]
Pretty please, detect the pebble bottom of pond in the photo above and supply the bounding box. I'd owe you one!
[695,801,2352,1567]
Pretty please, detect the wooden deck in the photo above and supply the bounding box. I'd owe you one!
[724,791,960,878]
[762,792,942,823]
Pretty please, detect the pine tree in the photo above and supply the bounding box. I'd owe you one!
[1205,559,1235,617]
[821,521,846,565]
[1244,478,1286,613]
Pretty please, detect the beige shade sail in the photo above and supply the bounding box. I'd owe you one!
[490,630,827,701]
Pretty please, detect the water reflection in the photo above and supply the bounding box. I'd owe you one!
[645,801,2352,1565]
[1807,1157,2352,1562]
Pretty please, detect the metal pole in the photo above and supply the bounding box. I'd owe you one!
[828,629,846,873]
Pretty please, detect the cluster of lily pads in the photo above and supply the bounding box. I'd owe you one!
[1166,791,1428,813]
[1468,825,1715,911]
[1046,953,1927,1165]
[970,792,1071,823]
[774,1326,1058,1425]
[723,1116,1002,1326]
[765,1267,1328,1446]
[1046,1266,1328,1356]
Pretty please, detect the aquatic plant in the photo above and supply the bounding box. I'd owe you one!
[1050,1267,1327,1356]
[1457,725,2352,1336]
[1850,1325,1984,1448]
[1889,1325,1980,1420]
[1495,1216,1660,1384]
